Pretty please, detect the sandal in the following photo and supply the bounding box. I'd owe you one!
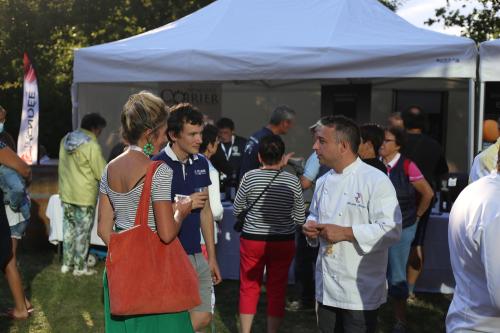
[1,309,30,320]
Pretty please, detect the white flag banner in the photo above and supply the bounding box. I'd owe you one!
[17,53,39,165]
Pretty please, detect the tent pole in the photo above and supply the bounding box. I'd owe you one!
[477,81,485,152]
[71,83,79,130]
[468,78,475,169]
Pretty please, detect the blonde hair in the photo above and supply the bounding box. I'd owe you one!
[121,91,169,144]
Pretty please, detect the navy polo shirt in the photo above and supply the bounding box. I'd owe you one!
[239,126,274,179]
[152,144,211,255]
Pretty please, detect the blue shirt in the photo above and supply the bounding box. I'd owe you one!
[152,144,211,255]
[303,152,330,182]
[239,126,274,179]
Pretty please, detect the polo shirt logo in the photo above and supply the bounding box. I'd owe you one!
[194,169,207,176]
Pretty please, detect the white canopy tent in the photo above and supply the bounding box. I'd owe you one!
[478,39,500,150]
[73,0,478,163]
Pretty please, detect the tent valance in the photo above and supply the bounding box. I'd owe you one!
[73,0,477,83]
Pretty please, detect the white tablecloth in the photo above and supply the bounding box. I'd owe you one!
[216,204,454,293]
[46,194,105,247]
[216,202,295,282]
[415,212,455,294]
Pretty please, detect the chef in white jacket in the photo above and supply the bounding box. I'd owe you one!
[446,149,500,333]
[303,116,401,333]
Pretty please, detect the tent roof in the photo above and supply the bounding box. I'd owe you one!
[73,0,477,83]
[480,39,500,82]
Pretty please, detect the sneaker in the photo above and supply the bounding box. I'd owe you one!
[407,292,417,305]
[73,268,97,276]
[61,265,71,274]
[286,300,315,312]
[392,320,407,333]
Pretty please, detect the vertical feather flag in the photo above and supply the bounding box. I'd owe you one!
[17,53,39,165]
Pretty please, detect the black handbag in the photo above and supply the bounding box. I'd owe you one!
[234,170,281,232]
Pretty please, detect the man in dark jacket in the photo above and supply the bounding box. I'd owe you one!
[239,105,296,179]
[401,106,448,300]
[210,117,246,192]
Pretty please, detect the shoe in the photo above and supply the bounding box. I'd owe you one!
[4,306,33,316]
[392,320,407,333]
[407,292,417,305]
[61,265,71,274]
[286,300,315,312]
[0,309,30,320]
[73,268,97,276]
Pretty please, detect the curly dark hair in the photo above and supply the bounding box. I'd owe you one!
[167,103,203,141]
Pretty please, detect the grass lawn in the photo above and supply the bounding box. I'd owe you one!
[1,240,452,333]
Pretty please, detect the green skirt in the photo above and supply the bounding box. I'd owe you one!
[103,271,194,333]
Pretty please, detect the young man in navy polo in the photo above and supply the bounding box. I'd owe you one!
[153,103,222,331]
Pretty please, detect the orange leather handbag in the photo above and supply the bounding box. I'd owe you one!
[106,161,201,315]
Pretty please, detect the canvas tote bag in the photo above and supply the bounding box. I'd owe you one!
[106,161,201,315]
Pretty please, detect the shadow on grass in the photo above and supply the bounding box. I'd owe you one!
[0,215,452,333]
[213,280,240,332]
[0,214,56,333]
[213,280,318,333]
[378,293,452,333]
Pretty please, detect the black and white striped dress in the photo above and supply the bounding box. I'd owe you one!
[233,169,305,241]
[99,163,172,231]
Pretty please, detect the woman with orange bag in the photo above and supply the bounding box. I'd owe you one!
[98,91,194,332]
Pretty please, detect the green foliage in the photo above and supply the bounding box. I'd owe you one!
[425,0,500,42]
[379,0,405,11]
[0,0,213,156]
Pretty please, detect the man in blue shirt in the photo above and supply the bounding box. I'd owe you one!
[153,103,221,331]
[239,105,296,179]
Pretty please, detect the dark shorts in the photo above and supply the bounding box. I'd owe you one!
[411,205,433,246]
[317,302,379,333]
[0,214,12,270]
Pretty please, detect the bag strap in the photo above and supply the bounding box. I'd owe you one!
[135,161,164,226]
[403,158,410,178]
[245,169,281,213]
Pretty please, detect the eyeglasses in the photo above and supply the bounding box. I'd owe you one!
[383,139,396,143]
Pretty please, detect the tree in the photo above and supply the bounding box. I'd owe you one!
[425,0,500,42]
[379,0,405,11]
[0,0,213,156]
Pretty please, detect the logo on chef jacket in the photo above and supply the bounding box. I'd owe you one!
[347,192,366,209]
[194,169,207,176]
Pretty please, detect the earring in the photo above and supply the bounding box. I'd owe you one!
[143,142,154,156]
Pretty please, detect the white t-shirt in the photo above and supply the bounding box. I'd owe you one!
[200,159,223,245]
[5,204,24,227]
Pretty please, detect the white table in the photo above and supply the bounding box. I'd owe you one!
[415,212,455,294]
[215,203,241,280]
[46,194,105,247]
